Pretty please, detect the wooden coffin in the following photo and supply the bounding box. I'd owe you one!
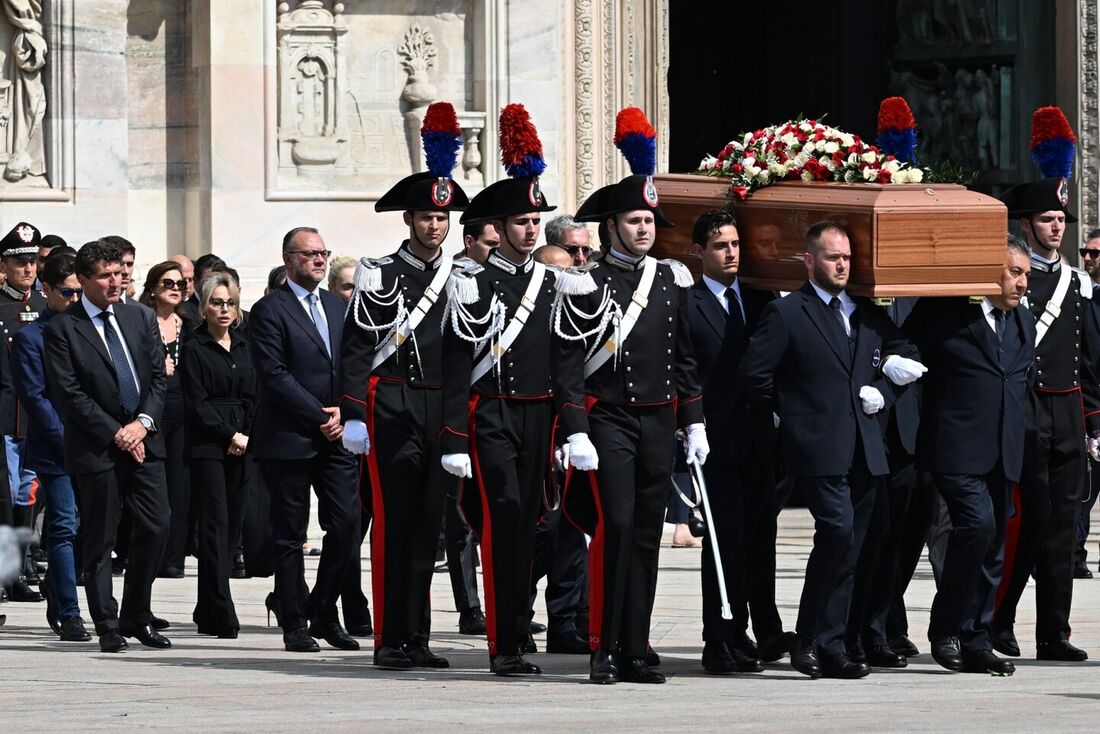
[651,173,1007,298]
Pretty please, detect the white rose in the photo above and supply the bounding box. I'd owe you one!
[823,141,840,154]
[801,170,815,181]
[756,169,770,183]
[743,157,756,169]
[839,133,855,147]
[769,162,787,176]
[847,153,860,165]
[780,133,797,147]
[883,159,901,174]
[908,167,924,183]
[861,151,878,164]
[820,156,836,172]
[863,168,878,182]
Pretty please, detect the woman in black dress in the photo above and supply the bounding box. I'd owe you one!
[139,262,194,577]
[181,272,257,637]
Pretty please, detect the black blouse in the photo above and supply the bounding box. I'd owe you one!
[180,325,257,460]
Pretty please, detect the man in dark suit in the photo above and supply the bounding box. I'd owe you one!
[905,236,1035,676]
[743,220,923,679]
[44,238,171,653]
[249,226,361,653]
[684,209,786,674]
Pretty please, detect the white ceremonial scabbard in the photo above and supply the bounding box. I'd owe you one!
[687,458,733,621]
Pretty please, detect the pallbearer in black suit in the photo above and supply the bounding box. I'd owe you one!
[743,221,923,680]
[249,227,361,654]
[439,104,572,677]
[554,108,706,685]
[993,175,1100,662]
[181,273,258,639]
[44,239,171,653]
[338,102,469,669]
[906,236,1035,676]
[684,209,785,674]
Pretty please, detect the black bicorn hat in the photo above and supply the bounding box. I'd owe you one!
[375,171,470,213]
[376,102,469,213]
[574,174,674,228]
[460,103,556,225]
[0,222,42,258]
[999,177,1077,223]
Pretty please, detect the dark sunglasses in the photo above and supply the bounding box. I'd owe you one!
[1080,248,1100,259]
[160,278,188,291]
[209,298,239,310]
[59,287,83,299]
[561,245,592,256]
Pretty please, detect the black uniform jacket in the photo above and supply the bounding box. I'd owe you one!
[0,285,47,436]
[180,325,258,461]
[904,297,1035,482]
[741,282,919,479]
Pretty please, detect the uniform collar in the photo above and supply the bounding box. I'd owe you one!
[487,248,533,275]
[1029,251,1061,273]
[398,240,444,271]
[605,247,647,271]
[1,282,29,302]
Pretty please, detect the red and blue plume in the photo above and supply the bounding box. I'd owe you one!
[421,102,462,179]
[499,103,546,179]
[1030,106,1076,179]
[875,97,917,165]
[614,107,657,176]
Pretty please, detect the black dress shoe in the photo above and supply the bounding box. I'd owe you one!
[374,645,414,669]
[730,631,759,659]
[618,656,666,684]
[820,652,871,679]
[283,627,320,653]
[491,654,542,675]
[529,620,547,634]
[42,576,60,634]
[702,641,738,674]
[590,649,618,684]
[888,634,920,658]
[230,553,247,579]
[308,621,360,650]
[963,649,1015,676]
[1074,562,1093,579]
[930,636,965,672]
[111,557,126,576]
[991,625,1020,657]
[99,629,129,653]
[459,608,487,635]
[757,631,797,662]
[847,637,867,664]
[867,643,908,668]
[119,620,172,649]
[522,633,538,654]
[150,616,170,631]
[404,645,450,668]
[9,577,43,602]
[197,625,239,639]
[790,637,822,679]
[645,644,661,667]
[346,621,373,638]
[546,631,590,654]
[158,567,185,579]
[59,616,92,642]
[1037,638,1089,661]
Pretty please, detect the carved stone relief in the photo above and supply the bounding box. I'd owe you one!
[1080,0,1098,234]
[0,0,48,188]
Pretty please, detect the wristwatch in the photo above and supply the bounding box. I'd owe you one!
[138,415,154,432]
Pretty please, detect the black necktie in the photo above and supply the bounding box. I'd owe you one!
[725,287,745,334]
[99,311,141,414]
[829,296,855,360]
[993,308,1005,343]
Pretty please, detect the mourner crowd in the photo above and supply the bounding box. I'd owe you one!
[0,102,1097,684]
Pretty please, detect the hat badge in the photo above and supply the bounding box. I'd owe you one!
[431,177,453,208]
[1058,177,1069,206]
[528,178,543,207]
[642,175,660,208]
[16,225,34,243]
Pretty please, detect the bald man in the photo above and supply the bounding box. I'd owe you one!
[533,245,573,269]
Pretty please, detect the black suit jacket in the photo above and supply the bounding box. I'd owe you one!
[688,279,774,464]
[905,297,1036,482]
[742,282,919,478]
[44,300,167,473]
[248,283,346,460]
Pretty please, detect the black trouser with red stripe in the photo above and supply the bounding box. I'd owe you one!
[366,379,449,650]
[995,390,1084,643]
[467,396,552,658]
[583,402,674,658]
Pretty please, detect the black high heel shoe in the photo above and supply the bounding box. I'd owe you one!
[265,592,281,627]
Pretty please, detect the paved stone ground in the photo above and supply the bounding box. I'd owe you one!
[2,508,1100,732]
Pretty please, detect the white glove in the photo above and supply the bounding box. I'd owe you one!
[859,386,885,415]
[341,419,370,455]
[882,355,928,386]
[556,432,599,472]
[684,423,710,466]
[772,412,781,429]
[441,453,472,479]
[1088,435,1100,463]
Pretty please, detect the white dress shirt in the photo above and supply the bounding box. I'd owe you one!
[702,275,747,323]
[981,297,1003,334]
[809,281,855,336]
[286,277,329,332]
[81,295,156,427]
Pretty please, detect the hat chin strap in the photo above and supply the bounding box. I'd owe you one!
[409,223,448,257]
[612,218,646,259]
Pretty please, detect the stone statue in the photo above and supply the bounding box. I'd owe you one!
[1,0,47,184]
[398,24,437,173]
[973,67,998,169]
